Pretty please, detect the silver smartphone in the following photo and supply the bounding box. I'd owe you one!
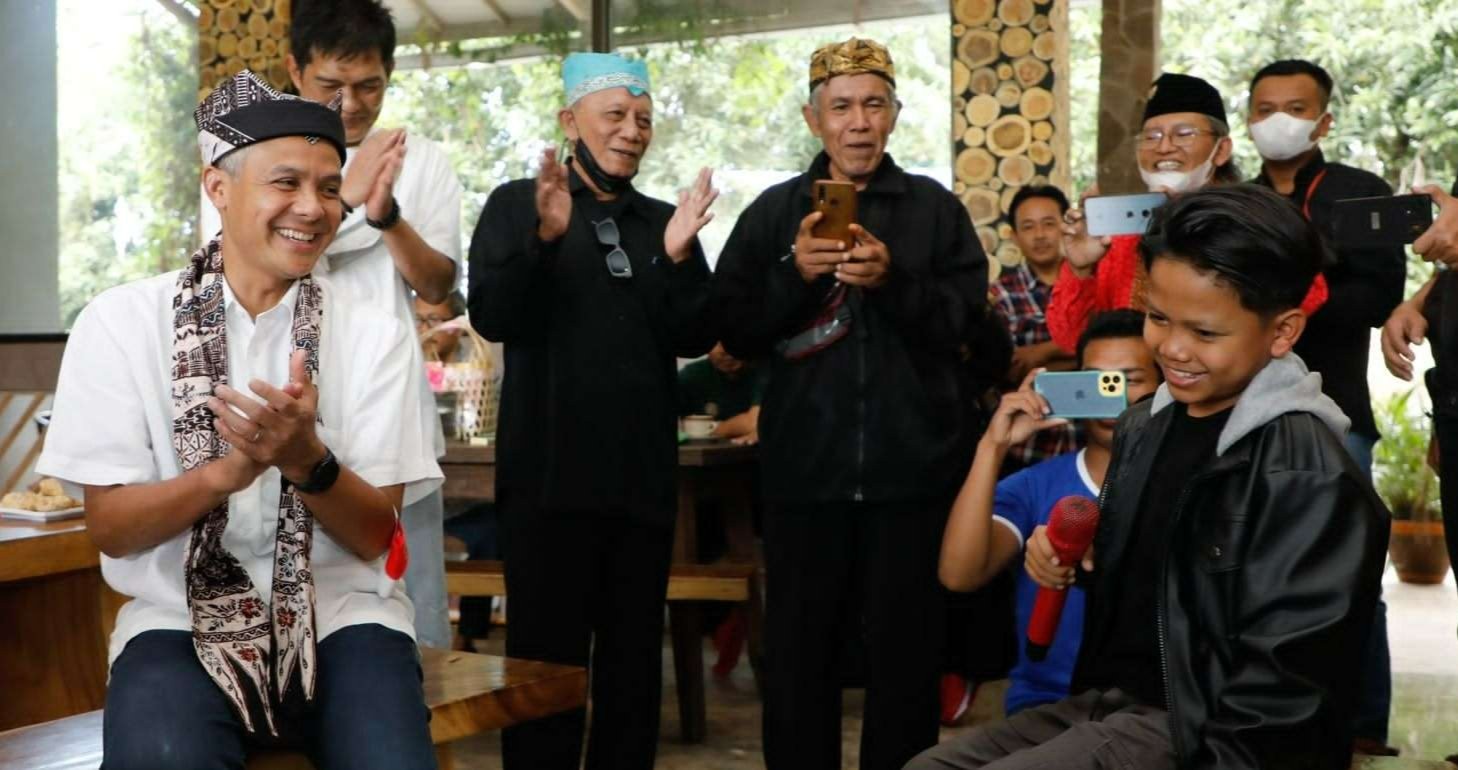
[1034,370,1127,419]
[1084,193,1168,237]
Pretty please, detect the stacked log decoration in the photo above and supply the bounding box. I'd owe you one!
[952,0,1070,278]
[198,0,293,102]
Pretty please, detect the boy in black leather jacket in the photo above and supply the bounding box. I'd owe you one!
[906,184,1389,770]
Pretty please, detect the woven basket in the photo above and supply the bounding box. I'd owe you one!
[424,320,500,441]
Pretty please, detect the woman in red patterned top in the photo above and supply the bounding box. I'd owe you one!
[1048,73,1327,352]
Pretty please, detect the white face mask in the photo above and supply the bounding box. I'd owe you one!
[1140,154,1215,194]
[1250,111,1323,161]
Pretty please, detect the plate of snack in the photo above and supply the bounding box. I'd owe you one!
[1,478,84,522]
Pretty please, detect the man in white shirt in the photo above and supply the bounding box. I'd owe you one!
[39,71,439,769]
[199,0,462,648]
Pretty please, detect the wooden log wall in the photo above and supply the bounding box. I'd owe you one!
[197,0,294,102]
[951,0,1070,277]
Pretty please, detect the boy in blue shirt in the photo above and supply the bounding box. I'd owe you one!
[940,309,1160,715]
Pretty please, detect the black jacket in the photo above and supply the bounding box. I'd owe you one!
[467,171,714,522]
[712,153,988,504]
[1252,152,1406,440]
[1072,356,1390,769]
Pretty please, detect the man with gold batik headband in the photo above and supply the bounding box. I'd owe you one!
[712,36,990,770]
[37,70,441,769]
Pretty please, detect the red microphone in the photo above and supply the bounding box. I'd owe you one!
[1026,495,1100,662]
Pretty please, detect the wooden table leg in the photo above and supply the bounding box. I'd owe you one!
[668,473,706,743]
[717,472,765,694]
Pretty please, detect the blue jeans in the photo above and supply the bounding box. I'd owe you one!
[1345,431,1391,744]
[100,624,435,770]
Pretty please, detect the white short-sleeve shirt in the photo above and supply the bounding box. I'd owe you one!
[36,271,443,663]
[200,130,464,459]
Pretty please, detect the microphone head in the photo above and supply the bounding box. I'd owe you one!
[1046,495,1100,560]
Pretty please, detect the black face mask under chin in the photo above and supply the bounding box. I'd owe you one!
[572,139,636,195]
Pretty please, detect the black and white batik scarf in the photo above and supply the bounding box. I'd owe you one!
[171,238,322,735]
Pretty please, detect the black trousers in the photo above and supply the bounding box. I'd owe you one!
[1435,412,1458,585]
[762,500,947,770]
[499,495,674,770]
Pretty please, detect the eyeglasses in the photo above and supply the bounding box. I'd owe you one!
[1135,126,1219,148]
[592,217,633,279]
[415,314,452,328]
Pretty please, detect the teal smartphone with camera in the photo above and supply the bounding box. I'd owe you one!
[1034,370,1127,419]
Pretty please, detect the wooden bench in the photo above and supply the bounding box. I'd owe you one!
[445,558,763,743]
[446,559,755,602]
[0,647,586,770]
[1350,758,1456,769]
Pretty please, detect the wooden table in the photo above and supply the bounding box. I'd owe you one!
[0,648,588,770]
[0,518,116,732]
[439,439,762,742]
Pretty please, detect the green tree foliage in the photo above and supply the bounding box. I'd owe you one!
[382,19,951,262]
[57,2,197,328]
[57,1,1458,324]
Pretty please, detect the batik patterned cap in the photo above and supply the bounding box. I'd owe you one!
[194,70,347,166]
[563,52,651,105]
[809,37,896,93]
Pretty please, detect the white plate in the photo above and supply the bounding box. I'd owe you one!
[0,505,85,522]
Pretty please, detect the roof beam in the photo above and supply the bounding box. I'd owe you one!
[481,0,513,23]
[556,0,590,21]
[407,0,445,31]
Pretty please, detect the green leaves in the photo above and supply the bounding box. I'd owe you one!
[1373,388,1440,520]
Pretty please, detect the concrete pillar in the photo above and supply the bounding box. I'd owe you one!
[0,0,61,334]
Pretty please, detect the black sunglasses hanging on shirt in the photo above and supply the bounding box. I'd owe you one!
[591,217,633,279]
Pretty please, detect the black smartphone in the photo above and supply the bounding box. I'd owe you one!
[1332,194,1434,249]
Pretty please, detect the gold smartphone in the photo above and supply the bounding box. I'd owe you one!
[812,180,858,245]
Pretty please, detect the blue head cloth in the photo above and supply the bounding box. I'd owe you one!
[563,52,651,105]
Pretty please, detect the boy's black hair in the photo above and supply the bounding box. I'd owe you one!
[291,0,397,73]
[1008,185,1070,225]
[1138,184,1327,317]
[1075,309,1150,370]
[1250,59,1334,109]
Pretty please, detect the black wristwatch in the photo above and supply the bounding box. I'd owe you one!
[286,447,340,494]
[366,197,402,230]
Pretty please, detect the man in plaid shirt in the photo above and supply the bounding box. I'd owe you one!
[990,186,1080,470]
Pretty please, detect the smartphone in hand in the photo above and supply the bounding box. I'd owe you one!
[1084,193,1168,237]
[1332,194,1435,249]
[1035,370,1127,419]
[812,180,858,244]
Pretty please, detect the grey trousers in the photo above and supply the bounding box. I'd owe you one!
[403,488,450,649]
[903,689,1176,770]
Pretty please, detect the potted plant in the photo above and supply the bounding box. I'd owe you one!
[1373,389,1449,584]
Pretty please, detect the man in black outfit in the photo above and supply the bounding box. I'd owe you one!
[467,53,716,770]
[1245,58,1405,754]
[712,37,989,770]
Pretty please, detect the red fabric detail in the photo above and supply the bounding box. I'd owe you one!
[1046,235,1142,353]
[1300,272,1329,317]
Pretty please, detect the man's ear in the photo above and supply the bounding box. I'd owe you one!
[801,103,822,139]
[286,53,304,93]
[1268,307,1306,358]
[202,165,230,214]
[1314,111,1334,141]
[1213,135,1235,169]
[558,108,580,142]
